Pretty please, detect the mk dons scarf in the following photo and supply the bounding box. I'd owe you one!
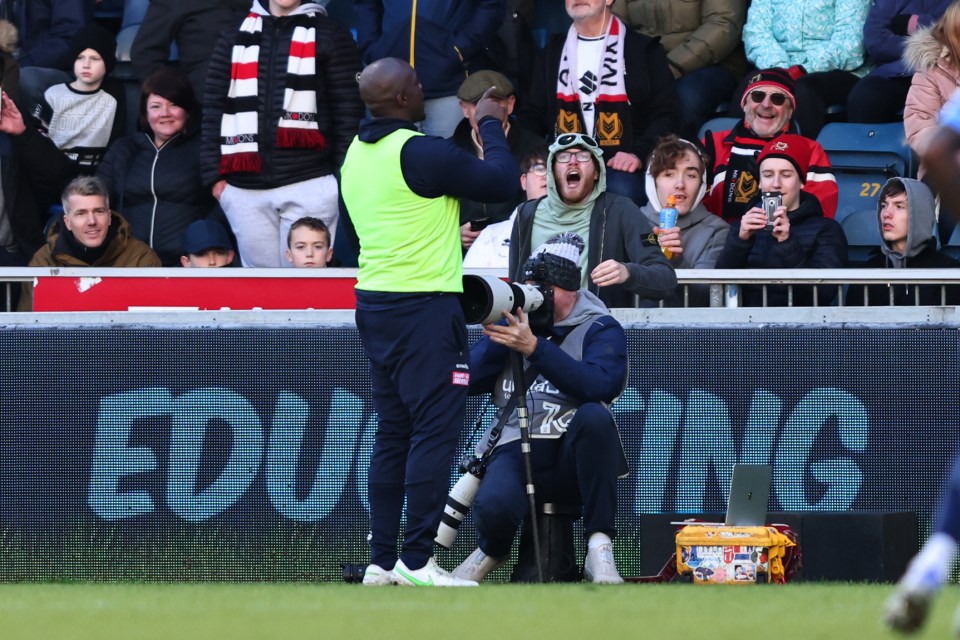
[554,16,632,153]
[219,1,327,176]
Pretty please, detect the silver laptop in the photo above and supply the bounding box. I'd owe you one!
[671,463,772,526]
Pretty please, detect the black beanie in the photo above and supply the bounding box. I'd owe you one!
[521,232,585,291]
[70,23,118,78]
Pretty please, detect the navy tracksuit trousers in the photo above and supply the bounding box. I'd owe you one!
[935,454,960,541]
[471,402,622,558]
[356,292,469,570]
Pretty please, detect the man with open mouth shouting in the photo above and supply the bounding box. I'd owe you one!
[507,132,676,309]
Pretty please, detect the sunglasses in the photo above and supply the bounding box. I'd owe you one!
[527,163,548,176]
[555,151,593,164]
[556,133,599,148]
[748,90,788,106]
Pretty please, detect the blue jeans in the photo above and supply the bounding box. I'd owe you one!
[676,65,738,140]
[420,95,463,138]
[605,167,646,206]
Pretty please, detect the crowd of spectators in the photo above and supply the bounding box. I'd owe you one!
[0,0,957,309]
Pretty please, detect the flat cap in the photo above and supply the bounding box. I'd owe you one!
[457,70,514,102]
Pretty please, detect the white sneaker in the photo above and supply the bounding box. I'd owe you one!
[883,585,933,634]
[452,548,507,582]
[362,563,395,586]
[393,557,479,587]
[584,543,624,584]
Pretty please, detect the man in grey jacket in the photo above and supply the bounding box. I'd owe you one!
[641,134,729,306]
[508,132,676,309]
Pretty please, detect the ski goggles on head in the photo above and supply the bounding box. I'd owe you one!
[555,133,599,148]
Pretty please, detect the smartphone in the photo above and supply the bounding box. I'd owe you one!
[762,191,781,229]
[469,217,493,232]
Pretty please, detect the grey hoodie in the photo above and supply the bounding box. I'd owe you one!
[878,177,938,268]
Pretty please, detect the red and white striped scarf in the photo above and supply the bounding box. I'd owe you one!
[219,1,327,176]
[554,16,632,151]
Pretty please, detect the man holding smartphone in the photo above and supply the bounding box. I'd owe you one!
[702,68,838,223]
[715,134,847,306]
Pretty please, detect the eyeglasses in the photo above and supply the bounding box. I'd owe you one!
[556,133,599,148]
[748,90,788,106]
[555,151,593,164]
[527,163,548,176]
[69,207,109,219]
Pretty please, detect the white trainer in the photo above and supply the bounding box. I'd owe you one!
[584,543,624,584]
[452,547,507,582]
[393,557,479,587]
[883,585,933,634]
[362,563,395,586]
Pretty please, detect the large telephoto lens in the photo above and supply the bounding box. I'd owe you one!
[461,275,544,325]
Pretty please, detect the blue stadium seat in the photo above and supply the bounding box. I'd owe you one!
[944,224,960,260]
[698,117,740,143]
[841,207,881,266]
[817,122,916,222]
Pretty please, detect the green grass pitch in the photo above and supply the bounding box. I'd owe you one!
[0,582,955,639]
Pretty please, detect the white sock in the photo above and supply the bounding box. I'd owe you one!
[588,532,612,549]
[902,532,958,591]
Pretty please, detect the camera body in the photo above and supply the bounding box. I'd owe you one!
[762,191,782,229]
[461,274,555,335]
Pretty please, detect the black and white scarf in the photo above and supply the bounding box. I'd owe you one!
[219,1,327,176]
[555,16,632,153]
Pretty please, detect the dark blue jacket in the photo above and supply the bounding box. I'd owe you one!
[10,0,90,70]
[469,315,628,407]
[352,115,519,310]
[354,115,518,201]
[846,246,960,305]
[715,192,849,306]
[354,0,507,98]
[863,0,951,78]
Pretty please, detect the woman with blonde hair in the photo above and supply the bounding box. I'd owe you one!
[904,0,960,177]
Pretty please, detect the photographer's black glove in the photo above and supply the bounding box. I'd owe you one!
[890,14,912,37]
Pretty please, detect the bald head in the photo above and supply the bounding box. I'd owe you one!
[358,58,425,121]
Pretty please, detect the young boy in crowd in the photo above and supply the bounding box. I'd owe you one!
[286,217,333,268]
[33,22,125,172]
[180,219,236,268]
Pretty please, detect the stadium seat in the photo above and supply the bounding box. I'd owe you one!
[943,225,960,260]
[841,207,881,266]
[698,117,740,143]
[817,122,915,222]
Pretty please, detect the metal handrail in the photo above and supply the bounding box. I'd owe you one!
[2,267,960,311]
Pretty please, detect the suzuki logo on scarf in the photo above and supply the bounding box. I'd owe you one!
[579,70,598,95]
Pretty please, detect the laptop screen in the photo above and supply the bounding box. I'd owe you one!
[724,464,772,526]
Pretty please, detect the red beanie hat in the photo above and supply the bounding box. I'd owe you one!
[741,68,797,110]
[757,134,813,183]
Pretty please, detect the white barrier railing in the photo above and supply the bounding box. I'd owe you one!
[0,267,959,313]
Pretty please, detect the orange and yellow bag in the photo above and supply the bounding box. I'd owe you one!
[675,525,796,584]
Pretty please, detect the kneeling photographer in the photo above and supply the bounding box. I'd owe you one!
[453,232,629,584]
